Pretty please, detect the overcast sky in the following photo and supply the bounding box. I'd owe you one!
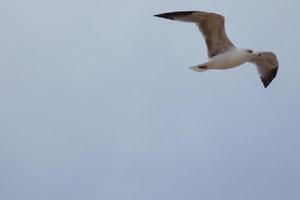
[1,0,300,200]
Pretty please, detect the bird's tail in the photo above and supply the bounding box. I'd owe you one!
[189,63,208,73]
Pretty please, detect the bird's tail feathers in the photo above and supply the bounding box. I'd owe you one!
[189,64,208,73]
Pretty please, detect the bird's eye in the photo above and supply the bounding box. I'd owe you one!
[247,50,253,53]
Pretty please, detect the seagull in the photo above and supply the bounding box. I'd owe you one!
[154,11,279,88]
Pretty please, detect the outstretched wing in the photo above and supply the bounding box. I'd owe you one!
[154,11,235,58]
[250,52,279,88]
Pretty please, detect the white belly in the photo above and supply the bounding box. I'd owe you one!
[207,50,249,69]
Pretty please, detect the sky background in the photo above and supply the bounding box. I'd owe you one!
[1,0,300,199]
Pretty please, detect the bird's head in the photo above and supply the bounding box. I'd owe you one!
[243,49,257,60]
[246,49,254,54]
[245,49,264,58]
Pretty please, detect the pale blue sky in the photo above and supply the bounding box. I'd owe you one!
[1,0,300,200]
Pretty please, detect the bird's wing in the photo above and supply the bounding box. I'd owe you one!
[154,11,235,58]
[249,52,279,88]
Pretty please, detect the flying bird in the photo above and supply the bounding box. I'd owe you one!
[154,11,279,88]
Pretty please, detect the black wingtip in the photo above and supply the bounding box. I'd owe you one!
[261,77,269,88]
[154,11,195,20]
[260,68,278,88]
[153,13,174,20]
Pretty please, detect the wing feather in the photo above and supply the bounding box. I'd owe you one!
[154,11,235,58]
[250,52,279,88]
